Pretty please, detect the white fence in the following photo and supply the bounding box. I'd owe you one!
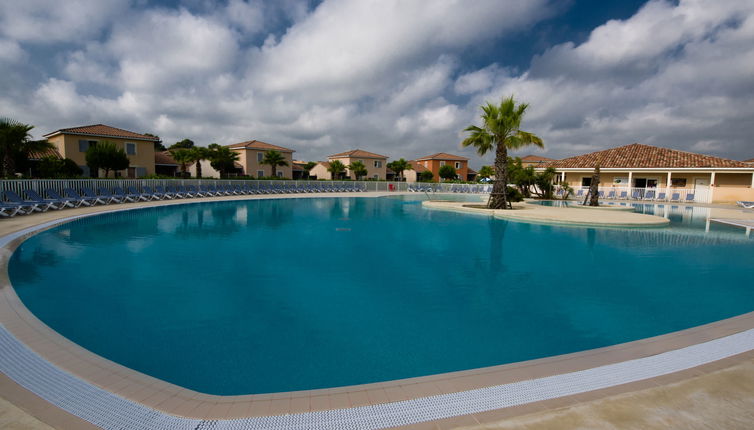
[0,179,490,197]
[569,186,710,203]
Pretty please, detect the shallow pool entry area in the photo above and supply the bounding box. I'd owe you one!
[8,196,754,395]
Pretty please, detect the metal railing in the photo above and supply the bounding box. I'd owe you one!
[0,179,491,198]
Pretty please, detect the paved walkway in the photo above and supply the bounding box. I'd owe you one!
[423,201,670,227]
[457,358,754,430]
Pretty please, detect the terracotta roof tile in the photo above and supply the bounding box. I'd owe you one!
[547,143,751,169]
[744,158,754,163]
[155,151,177,165]
[408,160,427,172]
[227,140,295,152]
[44,124,159,141]
[520,155,555,162]
[416,152,469,161]
[28,147,63,160]
[329,149,388,159]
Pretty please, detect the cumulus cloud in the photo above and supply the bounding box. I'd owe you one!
[0,0,129,44]
[3,0,754,164]
[464,0,754,161]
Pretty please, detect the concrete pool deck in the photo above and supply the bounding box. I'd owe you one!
[422,200,670,227]
[0,192,753,429]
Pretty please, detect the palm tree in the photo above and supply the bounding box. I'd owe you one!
[260,150,289,178]
[170,148,194,177]
[462,96,543,209]
[189,146,211,178]
[387,158,412,181]
[208,144,240,178]
[0,118,54,177]
[347,160,368,180]
[303,161,317,179]
[327,160,346,180]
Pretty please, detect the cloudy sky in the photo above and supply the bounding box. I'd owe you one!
[1,0,753,165]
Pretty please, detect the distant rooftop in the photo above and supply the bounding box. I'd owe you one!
[547,143,751,169]
[227,140,295,153]
[520,155,556,163]
[416,152,469,161]
[44,124,159,141]
[329,149,388,159]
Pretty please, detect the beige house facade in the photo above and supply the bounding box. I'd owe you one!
[227,140,295,178]
[328,149,388,180]
[43,124,159,178]
[541,143,754,204]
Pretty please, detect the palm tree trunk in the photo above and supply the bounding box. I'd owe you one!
[196,160,202,178]
[272,165,276,178]
[489,144,509,209]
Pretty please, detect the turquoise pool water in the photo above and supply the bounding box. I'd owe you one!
[8,195,754,395]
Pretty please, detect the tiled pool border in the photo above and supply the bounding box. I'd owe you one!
[1,193,754,429]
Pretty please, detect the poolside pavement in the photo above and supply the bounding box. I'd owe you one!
[422,200,671,227]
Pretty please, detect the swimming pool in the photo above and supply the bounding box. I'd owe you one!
[8,195,754,395]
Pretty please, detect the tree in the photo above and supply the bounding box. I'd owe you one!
[347,160,368,180]
[169,138,194,150]
[85,141,129,178]
[508,158,536,197]
[0,118,54,177]
[462,96,543,209]
[439,164,457,181]
[38,157,82,178]
[586,165,601,206]
[189,146,211,178]
[208,143,239,178]
[478,165,494,179]
[387,158,412,181]
[303,161,317,179]
[559,181,574,200]
[143,133,165,151]
[170,148,194,177]
[327,160,346,180]
[531,167,557,199]
[419,170,434,182]
[260,150,289,178]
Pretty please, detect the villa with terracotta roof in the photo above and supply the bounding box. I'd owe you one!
[227,140,295,178]
[328,149,388,180]
[541,143,754,203]
[43,124,160,178]
[414,153,471,182]
[520,154,557,168]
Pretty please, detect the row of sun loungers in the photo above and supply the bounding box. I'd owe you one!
[573,189,695,202]
[407,184,490,193]
[0,183,367,217]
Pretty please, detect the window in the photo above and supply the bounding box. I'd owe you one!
[125,142,136,155]
[374,160,382,168]
[257,152,263,162]
[581,177,592,187]
[455,162,461,169]
[78,140,97,152]
[257,170,265,178]
[373,174,379,179]
[277,171,283,177]
[671,178,687,187]
[440,161,446,166]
